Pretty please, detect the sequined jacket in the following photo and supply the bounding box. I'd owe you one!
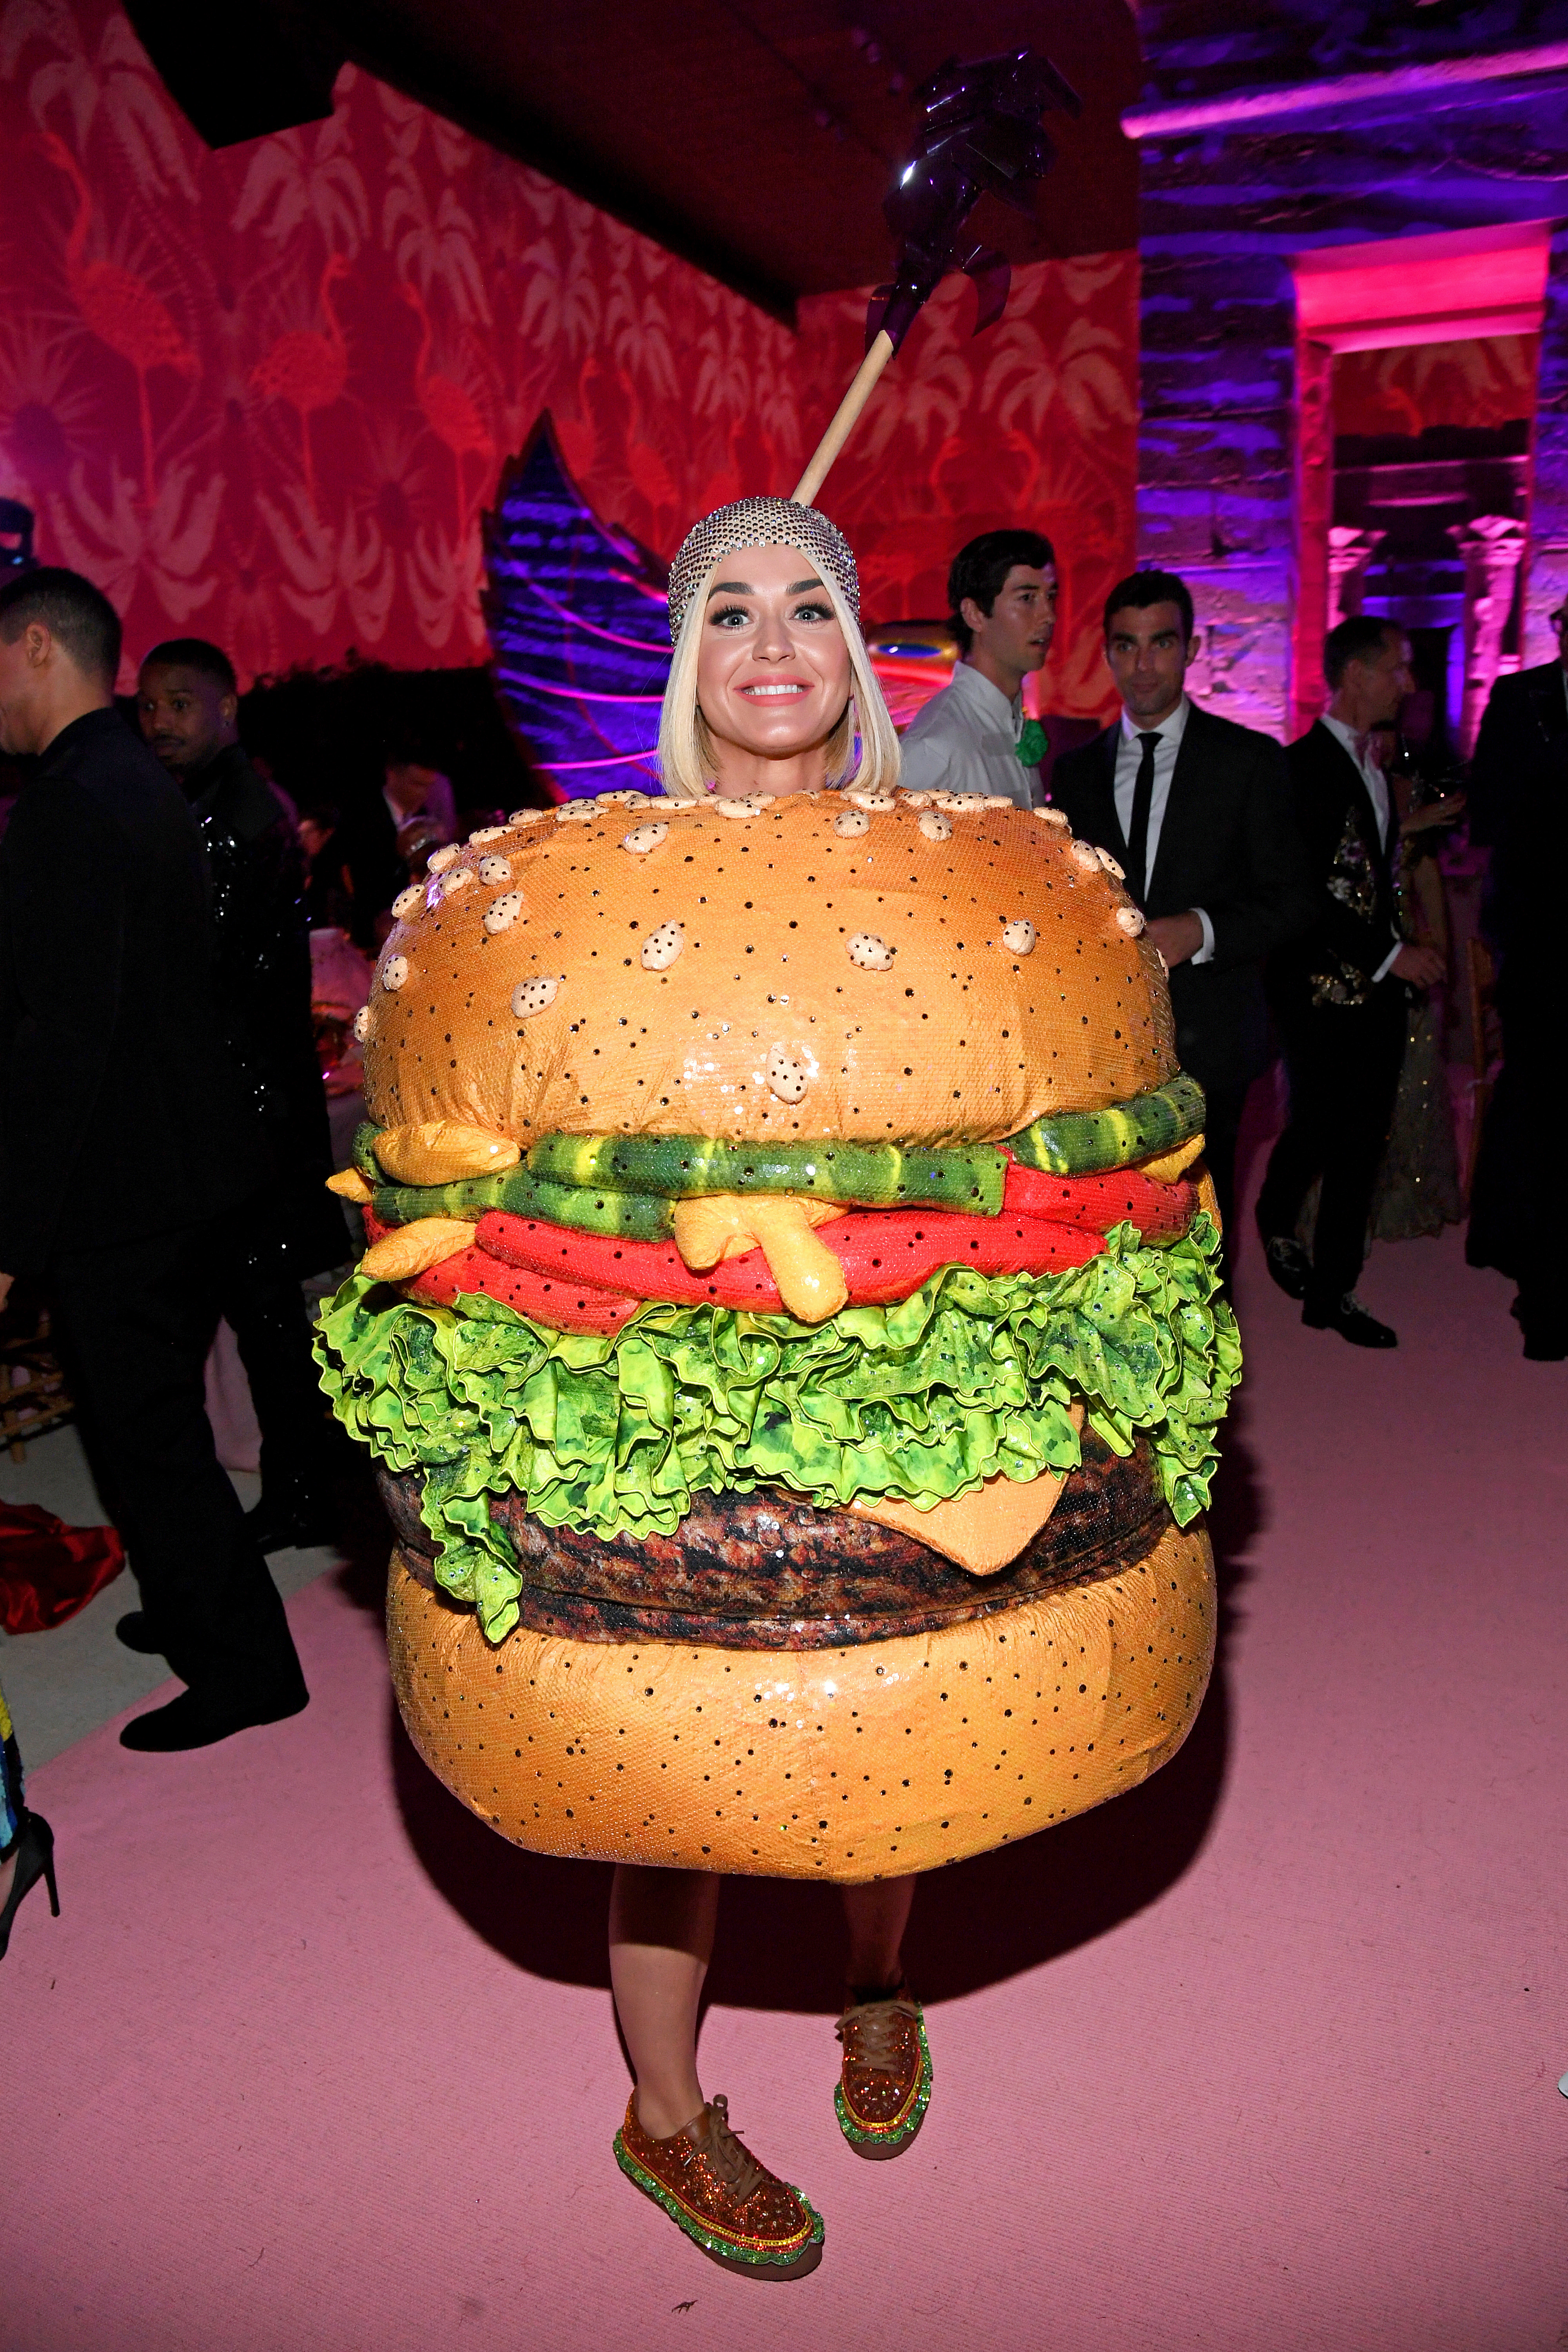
[1269,721,1400,1014]
[185,744,345,1272]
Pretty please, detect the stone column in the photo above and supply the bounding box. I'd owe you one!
[1448,515,1528,755]
[1327,526,1385,624]
[1290,333,1334,739]
[1524,223,1568,663]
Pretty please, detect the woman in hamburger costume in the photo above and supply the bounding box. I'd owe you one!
[315,491,1239,2277]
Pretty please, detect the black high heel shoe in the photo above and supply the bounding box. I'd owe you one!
[0,1811,60,1960]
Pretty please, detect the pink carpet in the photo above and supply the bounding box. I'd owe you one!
[9,1216,1565,2351]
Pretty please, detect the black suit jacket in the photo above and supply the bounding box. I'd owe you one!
[1469,659,1567,957]
[1269,719,1402,1016]
[0,709,260,1278]
[185,742,345,1272]
[1050,701,1311,1091]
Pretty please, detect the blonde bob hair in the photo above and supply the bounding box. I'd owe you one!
[657,561,900,803]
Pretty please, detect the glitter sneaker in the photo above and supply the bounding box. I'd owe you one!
[834,1984,933,2159]
[613,2092,824,2279]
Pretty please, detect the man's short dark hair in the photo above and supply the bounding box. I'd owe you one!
[947,530,1056,654]
[1323,612,1400,689]
[140,637,238,695]
[1102,568,1195,644]
[0,565,121,685]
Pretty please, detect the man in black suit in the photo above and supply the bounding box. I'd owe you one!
[1464,603,1568,1358]
[138,638,347,1550]
[1255,615,1446,1348]
[0,569,309,1749]
[1050,568,1311,1264]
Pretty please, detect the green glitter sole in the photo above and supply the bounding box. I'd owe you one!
[834,2013,934,2155]
[612,2134,825,2274]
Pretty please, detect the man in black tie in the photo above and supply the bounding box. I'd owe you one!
[1463,602,1568,1358]
[1254,616,1446,1348]
[1050,569,1310,1263]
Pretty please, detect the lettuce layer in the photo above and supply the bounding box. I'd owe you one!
[314,1216,1240,1644]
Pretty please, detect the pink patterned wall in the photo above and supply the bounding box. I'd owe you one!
[0,0,1139,720]
[0,0,804,687]
[799,255,1141,722]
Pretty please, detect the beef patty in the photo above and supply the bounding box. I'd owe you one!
[380,1426,1171,1651]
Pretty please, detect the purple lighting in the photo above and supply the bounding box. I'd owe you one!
[482,418,670,797]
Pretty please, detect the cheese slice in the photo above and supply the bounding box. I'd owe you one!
[848,1404,1086,1577]
[374,1120,522,1185]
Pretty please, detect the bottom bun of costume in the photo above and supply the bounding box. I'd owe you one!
[386,1515,1214,1883]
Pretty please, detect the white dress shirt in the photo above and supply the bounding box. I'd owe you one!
[1319,713,1402,982]
[1112,696,1214,965]
[898,661,1040,809]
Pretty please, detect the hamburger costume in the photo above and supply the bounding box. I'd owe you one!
[314,491,1239,2274]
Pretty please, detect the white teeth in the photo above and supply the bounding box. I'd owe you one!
[1001,918,1037,957]
[847,931,895,971]
[744,684,804,697]
[484,891,524,932]
[918,811,953,842]
[427,846,458,872]
[641,920,684,971]
[391,885,423,919]
[766,1045,811,1103]
[352,1005,371,1041]
[622,822,669,854]
[478,855,512,882]
[1116,906,1146,937]
[1096,847,1125,880]
[511,974,561,1017]
[834,807,871,837]
[380,955,409,991]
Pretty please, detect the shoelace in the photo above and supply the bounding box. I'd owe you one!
[836,1992,919,2076]
[690,2094,764,2205]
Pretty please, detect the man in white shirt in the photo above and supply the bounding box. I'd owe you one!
[1256,615,1445,1348]
[898,530,1056,808]
[1050,570,1310,1269]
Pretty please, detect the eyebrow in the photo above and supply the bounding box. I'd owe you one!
[706,575,825,599]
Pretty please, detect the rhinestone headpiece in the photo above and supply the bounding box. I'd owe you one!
[666,497,860,645]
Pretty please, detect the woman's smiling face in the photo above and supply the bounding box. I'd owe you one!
[695,542,852,788]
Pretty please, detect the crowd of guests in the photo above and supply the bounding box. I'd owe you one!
[0,536,1558,1962]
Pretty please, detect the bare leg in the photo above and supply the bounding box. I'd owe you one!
[840,1873,916,1989]
[609,1864,721,2140]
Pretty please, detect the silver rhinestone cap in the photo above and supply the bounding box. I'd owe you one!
[666,498,860,645]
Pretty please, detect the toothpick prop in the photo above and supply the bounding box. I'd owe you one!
[791,47,1082,508]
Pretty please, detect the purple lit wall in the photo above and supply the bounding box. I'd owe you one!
[1128,0,1568,740]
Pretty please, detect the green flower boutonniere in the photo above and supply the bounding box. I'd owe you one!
[1017,719,1048,768]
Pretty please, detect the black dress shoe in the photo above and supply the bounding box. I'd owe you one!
[1261,1235,1312,1301]
[115,1611,164,1656]
[119,1682,309,1752]
[1302,1291,1397,1348]
[244,1493,338,1555]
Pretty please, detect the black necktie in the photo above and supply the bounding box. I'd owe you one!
[1127,731,1160,906]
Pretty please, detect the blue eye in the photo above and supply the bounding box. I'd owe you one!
[709,604,750,629]
[792,601,833,624]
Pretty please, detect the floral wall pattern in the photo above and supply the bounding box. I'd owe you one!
[1332,334,1540,440]
[798,254,1140,721]
[0,0,805,687]
[0,0,1139,721]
